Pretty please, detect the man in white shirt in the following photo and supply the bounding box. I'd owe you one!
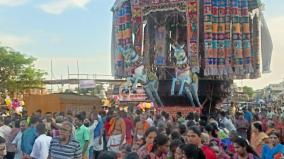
[267,107,275,119]
[30,123,52,159]
[146,115,154,127]
[12,120,27,159]
[87,112,99,159]
[219,111,236,132]
[0,117,12,140]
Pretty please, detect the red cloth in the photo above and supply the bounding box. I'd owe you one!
[276,121,284,143]
[104,121,111,137]
[260,118,268,132]
[274,153,284,159]
[124,117,134,144]
[201,145,217,159]
[227,144,235,155]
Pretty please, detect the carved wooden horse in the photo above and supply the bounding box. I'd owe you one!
[170,44,201,107]
[121,46,163,106]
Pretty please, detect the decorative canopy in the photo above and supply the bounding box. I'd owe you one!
[111,0,272,80]
[141,0,187,15]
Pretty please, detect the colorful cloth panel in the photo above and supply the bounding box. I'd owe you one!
[216,0,227,76]
[231,0,254,77]
[113,1,133,77]
[186,0,200,73]
[224,0,233,76]
[211,0,218,75]
[231,0,245,76]
[203,0,215,76]
[116,3,132,47]
[204,0,234,76]
[203,0,256,78]
[241,0,254,76]
[131,0,143,55]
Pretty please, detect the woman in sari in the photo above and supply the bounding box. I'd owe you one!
[137,127,157,159]
[186,126,217,159]
[250,122,268,157]
[262,131,284,159]
[209,139,230,159]
[235,112,250,139]
[233,137,260,159]
[145,133,170,159]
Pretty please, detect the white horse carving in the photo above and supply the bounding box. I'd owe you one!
[121,46,163,106]
[170,44,201,107]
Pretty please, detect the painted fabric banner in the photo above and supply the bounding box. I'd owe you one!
[131,0,143,55]
[186,0,200,73]
[154,25,167,66]
[112,0,133,78]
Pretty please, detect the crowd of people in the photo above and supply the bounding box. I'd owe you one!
[0,103,283,159]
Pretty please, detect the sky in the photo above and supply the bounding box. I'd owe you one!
[0,0,283,90]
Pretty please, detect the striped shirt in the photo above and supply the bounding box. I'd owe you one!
[49,137,82,159]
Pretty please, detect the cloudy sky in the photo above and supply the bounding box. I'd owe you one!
[0,0,283,90]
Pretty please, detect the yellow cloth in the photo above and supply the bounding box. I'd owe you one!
[251,132,268,156]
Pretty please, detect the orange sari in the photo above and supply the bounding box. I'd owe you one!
[250,132,268,156]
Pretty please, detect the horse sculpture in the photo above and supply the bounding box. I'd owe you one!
[170,44,201,107]
[121,46,164,107]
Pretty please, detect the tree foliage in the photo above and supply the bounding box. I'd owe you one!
[0,46,46,95]
[243,86,254,99]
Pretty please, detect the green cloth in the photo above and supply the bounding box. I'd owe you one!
[27,117,30,126]
[178,117,185,124]
[218,130,229,139]
[75,124,90,153]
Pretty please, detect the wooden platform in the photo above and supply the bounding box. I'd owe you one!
[158,106,201,116]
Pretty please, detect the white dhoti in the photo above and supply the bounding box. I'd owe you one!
[107,134,125,152]
[93,137,104,151]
